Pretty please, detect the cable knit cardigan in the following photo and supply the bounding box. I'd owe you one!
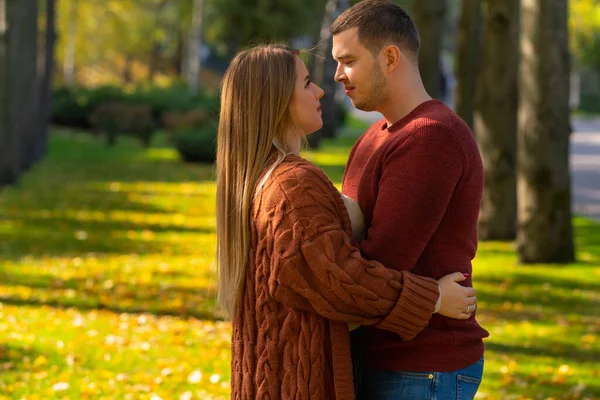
[230,154,440,400]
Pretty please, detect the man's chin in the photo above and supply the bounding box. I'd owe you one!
[354,102,376,112]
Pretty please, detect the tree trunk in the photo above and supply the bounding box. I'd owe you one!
[10,0,38,172]
[186,0,204,94]
[474,0,519,241]
[455,0,482,129]
[148,0,169,84]
[123,54,133,84]
[63,0,78,87]
[412,0,446,99]
[309,0,339,148]
[36,0,56,163]
[148,42,160,83]
[517,0,574,263]
[0,0,17,188]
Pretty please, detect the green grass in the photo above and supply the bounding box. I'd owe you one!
[0,129,599,399]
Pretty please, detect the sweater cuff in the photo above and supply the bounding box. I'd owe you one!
[374,273,439,340]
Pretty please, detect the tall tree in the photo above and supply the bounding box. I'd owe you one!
[309,0,339,147]
[0,0,16,187]
[36,0,57,163]
[10,0,38,171]
[455,0,482,129]
[517,0,574,263]
[186,0,204,93]
[474,0,519,240]
[412,0,447,99]
[0,0,38,187]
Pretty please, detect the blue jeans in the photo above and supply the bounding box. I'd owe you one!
[361,356,484,400]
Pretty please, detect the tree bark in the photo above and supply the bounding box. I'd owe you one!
[517,0,574,263]
[36,0,56,163]
[0,0,17,188]
[474,0,519,240]
[10,0,38,172]
[63,0,78,87]
[455,0,482,129]
[186,0,204,93]
[148,0,169,83]
[412,0,446,99]
[309,0,340,147]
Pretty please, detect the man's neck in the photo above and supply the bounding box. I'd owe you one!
[378,81,432,128]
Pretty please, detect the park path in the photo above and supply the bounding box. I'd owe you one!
[351,109,600,222]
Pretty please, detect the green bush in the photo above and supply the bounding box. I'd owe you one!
[578,92,600,115]
[51,85,220,130]
[52,85,125,129]
[337,101,349,127]
[89,103,155,147]
[173,124,218,164]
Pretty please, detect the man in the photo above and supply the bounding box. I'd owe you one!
[331,1,489,399]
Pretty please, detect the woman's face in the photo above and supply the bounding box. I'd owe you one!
[288,57,325,136]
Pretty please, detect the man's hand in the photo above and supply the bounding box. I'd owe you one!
[436,272,477,320]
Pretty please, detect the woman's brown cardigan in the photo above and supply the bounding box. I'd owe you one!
[230,155,439,399]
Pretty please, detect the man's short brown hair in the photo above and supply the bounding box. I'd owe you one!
[330,0,420,60]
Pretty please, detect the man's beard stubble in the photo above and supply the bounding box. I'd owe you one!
[353,63,388,112]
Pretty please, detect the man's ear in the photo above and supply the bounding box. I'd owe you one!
[382,45,401,72]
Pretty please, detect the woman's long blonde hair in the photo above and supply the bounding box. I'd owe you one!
[216,44,299,317]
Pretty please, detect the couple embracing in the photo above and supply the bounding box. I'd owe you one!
[215,1,489,399]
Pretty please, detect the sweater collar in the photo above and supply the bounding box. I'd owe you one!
[380,99,442,133]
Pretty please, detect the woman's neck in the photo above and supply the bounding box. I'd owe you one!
[282,133,301,154]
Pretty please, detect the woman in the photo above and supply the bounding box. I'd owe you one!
[216,44,477,400]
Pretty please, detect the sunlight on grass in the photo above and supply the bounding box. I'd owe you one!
[0,129,599,399]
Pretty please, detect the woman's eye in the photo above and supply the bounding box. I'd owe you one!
[305,80,312,88]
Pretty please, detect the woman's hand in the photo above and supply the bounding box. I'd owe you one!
[436,272,477,320]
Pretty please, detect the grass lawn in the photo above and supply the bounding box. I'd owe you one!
[0,127,598,400]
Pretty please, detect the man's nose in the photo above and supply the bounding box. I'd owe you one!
[334,64,344,82]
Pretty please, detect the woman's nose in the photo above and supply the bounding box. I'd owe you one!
[315,85,324,100]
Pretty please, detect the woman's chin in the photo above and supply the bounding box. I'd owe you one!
[306,122,324,136]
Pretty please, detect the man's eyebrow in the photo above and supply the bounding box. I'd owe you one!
[304,74,311,82]
[334,54,353,61]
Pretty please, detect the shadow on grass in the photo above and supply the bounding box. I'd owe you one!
[485,342,600,364]
[0,343,50,372]
[0,275,221,321]
[0,229,193,259]
[6,212,212,235]
[477,273,600,320]
[0,296,220,322]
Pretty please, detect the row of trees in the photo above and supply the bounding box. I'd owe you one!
[450,0,574,263]
[0,0,584,264]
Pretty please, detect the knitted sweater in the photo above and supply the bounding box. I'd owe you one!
[230,154,441,399]
[342,100,489,372]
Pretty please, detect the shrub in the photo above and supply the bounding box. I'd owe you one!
[52,85,125,129]
[337,101,349,127]
[51,85,220,131]
[173,124,217,164]
[89,102,155,147]
[161,108,212,133]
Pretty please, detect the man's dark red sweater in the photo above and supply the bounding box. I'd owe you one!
[342,100,489,372]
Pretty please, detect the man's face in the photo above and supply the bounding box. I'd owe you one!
[332,27,388,112]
